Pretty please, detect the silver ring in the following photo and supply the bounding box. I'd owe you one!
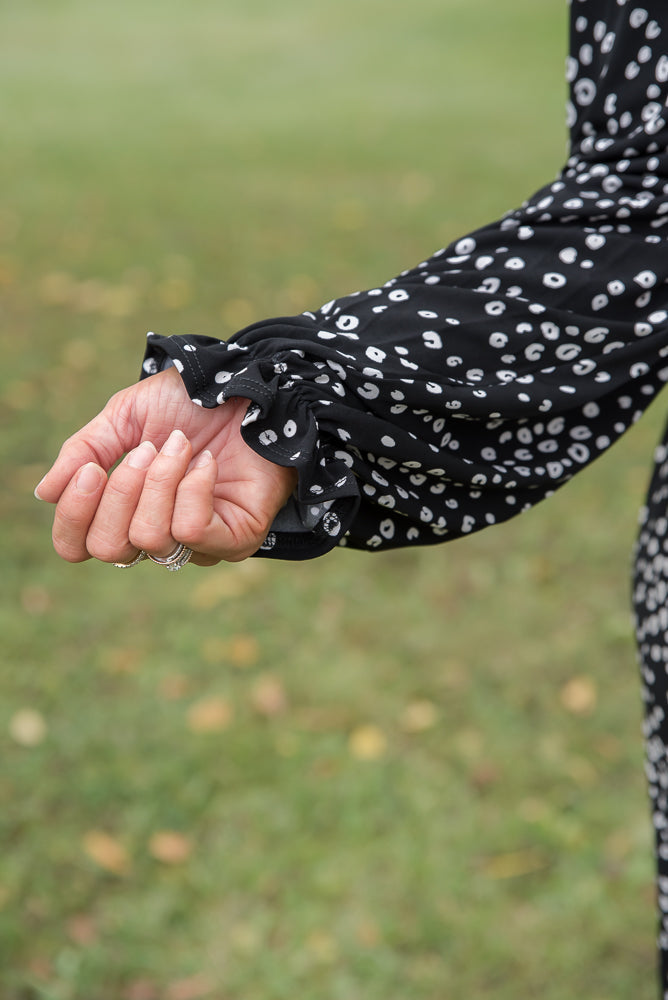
[113,550,148,569]
[147,543,193,572]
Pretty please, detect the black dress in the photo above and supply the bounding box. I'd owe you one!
[143,0,668,988]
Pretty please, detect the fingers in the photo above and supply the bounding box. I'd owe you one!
[51,463,108,562]
[86,441,158,563]
[170,450,226,565]
[128,429,193,558]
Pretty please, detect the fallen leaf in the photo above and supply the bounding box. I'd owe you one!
[101,647,142,675]
[227,634,260,668]
[82,830,131,876]
[67,914,98,947]
[20,585,51,616]
[122,980,159,1000]
[469,760,501,792]
[165,975,214,1000]
[9,708,47,747]
[186,696,233,733]
[480,847,548,880]
[399,699,439,733]
[148,831,193,865]
[159,674,191,700]
[356,918,381,948]
[250,675,288,717]
[305,929,338,963]
[560,676,597,716]
[349,724,387,761]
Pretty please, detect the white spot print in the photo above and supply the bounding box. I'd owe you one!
[366,346,386,363]
[543,273,567,289]
[505,257,526,270]
[490,332,508,349]
[422,330,443,350]
[635,270,657,288]
[283,420,297,438]
[388,289,409,302]
[559,247,578,264]
[485,301,506,317]
[574,78,597,105]
[336,314,359,332]
[455,237,477,254]
[259,430,278,446]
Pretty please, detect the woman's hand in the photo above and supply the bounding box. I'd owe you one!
[35,367,297,566]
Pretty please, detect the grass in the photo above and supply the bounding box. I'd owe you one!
[0,0,662,997]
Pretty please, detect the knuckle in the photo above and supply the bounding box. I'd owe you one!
[128,520,167,553]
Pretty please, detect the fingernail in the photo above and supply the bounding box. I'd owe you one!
[193,449,213,469]
[34,477,46,500]
[162,429,187,457]
[76,463,103,495]
[126,441,157,470]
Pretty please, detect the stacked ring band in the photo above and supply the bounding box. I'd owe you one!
[147,543,193,571]
[113,543,193,571]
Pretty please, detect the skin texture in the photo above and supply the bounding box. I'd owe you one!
[35,367,298,566]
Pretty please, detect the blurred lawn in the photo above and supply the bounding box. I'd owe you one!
[1,0,663,997]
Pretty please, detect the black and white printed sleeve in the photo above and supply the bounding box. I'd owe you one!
[143,0,668,561]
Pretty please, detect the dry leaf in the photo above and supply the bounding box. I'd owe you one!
[480,847,548,880]
[469,760,501,792]
[9,708,47,747]
[102,647,142,675]
[399,699,439,733]
[349,724,387,761]
[122,980,159,1000]
[165,975,214,1000]
[356,918,381,949]
[250,675,288,717]
[159,674,191,700]
[305,929,338,963]
[82,830,130,876]
[560,676,597,716]
[20,585,51,616]
[148,831,193,865]
[67,914,98,947]
[190,563,267,609]
[227,634,260,668]
[187,696,233,733]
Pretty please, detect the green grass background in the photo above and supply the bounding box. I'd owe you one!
[1,0,664,997]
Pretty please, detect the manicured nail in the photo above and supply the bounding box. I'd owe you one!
[126,441,157,470]
[162,429,187,457]
[76,463,103,495]
[193,449,213,469]
[34,477,46,500]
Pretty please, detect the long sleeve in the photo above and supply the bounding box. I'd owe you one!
[143,0,668,560]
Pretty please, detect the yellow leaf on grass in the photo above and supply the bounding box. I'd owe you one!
[148,831,193,865]
[250,675,288,718]
[399,699,439,733]
[187,696,233,733]
[560,676,597,716]
[480,847,548,880]
[165,975,214,1000]
[349,724,387,761]
[82,830,130,876]
[9,709,47,747]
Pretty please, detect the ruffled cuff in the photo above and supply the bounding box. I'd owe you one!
[142,331,361,560]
